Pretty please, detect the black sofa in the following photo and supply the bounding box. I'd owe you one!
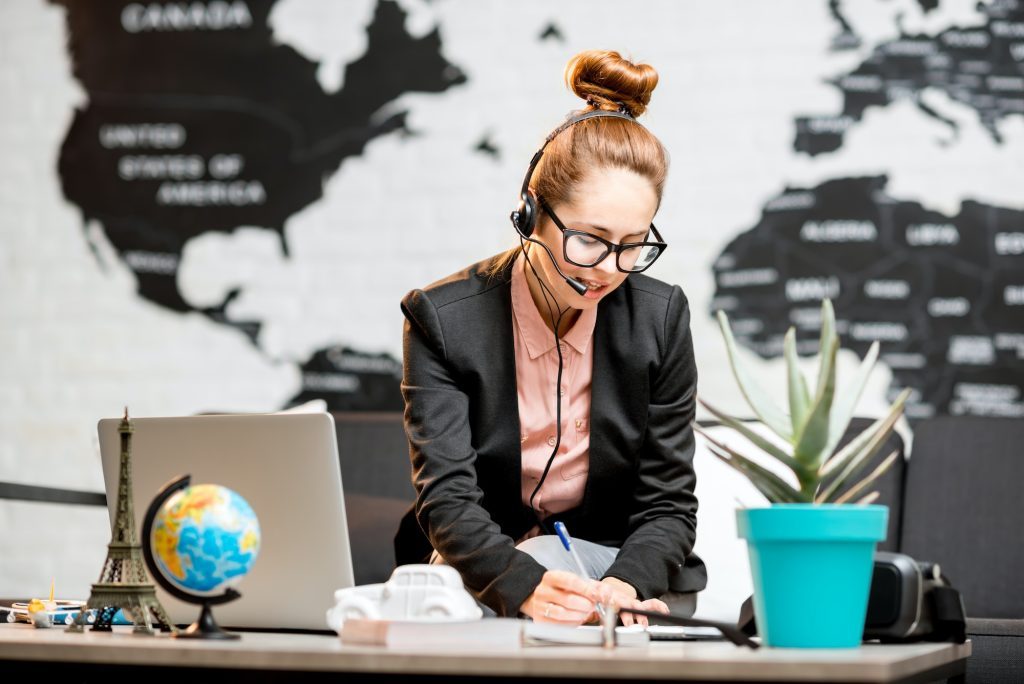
[338,412,1023,683]
[897,416,1024,684]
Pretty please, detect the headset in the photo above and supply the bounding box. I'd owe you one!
[507,105,642,531]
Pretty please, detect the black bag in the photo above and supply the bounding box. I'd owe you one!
[738,551,966,643]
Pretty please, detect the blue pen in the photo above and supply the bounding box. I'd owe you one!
[553,521,606,618]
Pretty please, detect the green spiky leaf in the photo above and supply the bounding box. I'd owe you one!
[706,446,803,504]
[816,389,909,503]
[792,335,838,472]
[698,428,805,503]
[707,447,778,502]
[784,327,812,435]
[819,388,909,478]
[716,310,793,442]
[832,450,899,505]
[698,400,803,473]
[822,341,880,461]
[815,299,836,399]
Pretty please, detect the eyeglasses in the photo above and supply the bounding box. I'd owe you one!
[538,197,667,273]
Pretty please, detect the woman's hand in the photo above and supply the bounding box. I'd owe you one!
[521,570,613,625]
[521,572,671,627]
[592,577,670,627]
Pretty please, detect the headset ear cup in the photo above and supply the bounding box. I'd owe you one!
[514,109,635,243]
[518,193,537,238]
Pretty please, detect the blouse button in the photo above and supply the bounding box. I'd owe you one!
[521,433,528,443]
[546,436,556,447]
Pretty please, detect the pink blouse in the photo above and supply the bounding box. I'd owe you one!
[510,254,596,536]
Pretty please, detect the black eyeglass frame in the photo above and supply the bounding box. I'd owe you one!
[538,197,668,274]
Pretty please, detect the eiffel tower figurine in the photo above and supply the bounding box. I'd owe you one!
[68,408,175,634]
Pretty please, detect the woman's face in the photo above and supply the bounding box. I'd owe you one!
[530,166,659,311]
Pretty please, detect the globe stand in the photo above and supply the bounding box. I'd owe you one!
[142,474,246,641]
[176,597,240,640]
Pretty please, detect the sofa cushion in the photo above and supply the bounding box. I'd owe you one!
[901,416,1024,618]
[344,493,413,585]
[965,619,1024,684]
[334,412,414,500]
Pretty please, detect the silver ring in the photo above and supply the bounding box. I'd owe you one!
[544,602,553,618]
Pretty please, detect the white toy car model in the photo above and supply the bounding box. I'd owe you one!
[326,564,482,630]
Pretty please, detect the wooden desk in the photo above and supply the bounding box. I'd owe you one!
[0,624,969,683]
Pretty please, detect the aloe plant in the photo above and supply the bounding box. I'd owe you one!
[695,299,910,505]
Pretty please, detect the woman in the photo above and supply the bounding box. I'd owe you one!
[395,50,705,625]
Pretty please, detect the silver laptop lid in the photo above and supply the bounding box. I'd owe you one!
[98,412,354,631]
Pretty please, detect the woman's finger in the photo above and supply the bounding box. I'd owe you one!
[633,604,648,628]
[628,598,648,627]
[619,597,661,627]
[626,598,670,627]
[640,598,670,614]
[530,575,605,624]
[543,570,602,598]
[535,591,595,616]
[538,571,602,613]
[590,583,643,627]
[593,582,617,606]
[530,592,593,624]
[539,600,593,624]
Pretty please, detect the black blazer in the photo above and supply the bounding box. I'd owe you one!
[395,252,707,616]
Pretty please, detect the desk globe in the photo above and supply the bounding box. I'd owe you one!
[142,476,260,639]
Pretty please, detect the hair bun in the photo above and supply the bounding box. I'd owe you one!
[564,50,659,118]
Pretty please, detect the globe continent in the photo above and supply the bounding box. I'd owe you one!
[150,484,260,597]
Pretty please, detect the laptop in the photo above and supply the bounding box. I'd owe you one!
[97,412,354,631]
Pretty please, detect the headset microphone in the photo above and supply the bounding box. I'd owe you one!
[510,211,589,296]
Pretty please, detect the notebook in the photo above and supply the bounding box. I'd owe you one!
[338,618,651,649]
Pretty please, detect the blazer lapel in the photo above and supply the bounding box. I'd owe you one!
[492,273,522,474]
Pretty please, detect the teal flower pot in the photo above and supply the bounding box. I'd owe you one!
[736,504,887,648]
